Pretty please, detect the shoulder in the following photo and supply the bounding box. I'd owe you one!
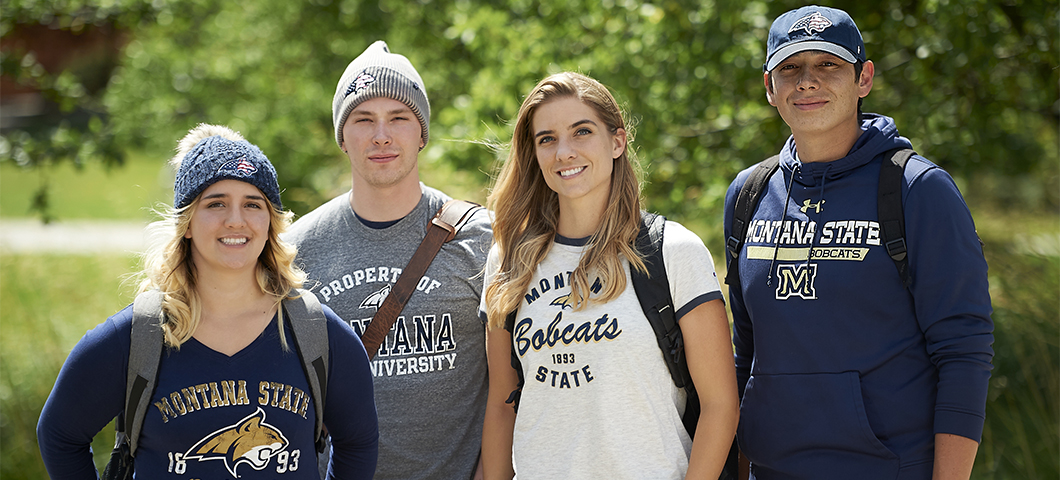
[661,220,708,252]
[899,153,964,203]
[422,184,494,248]
[64,305,135,370]
[322,304,355,338]
[455,206,493,245]
[725,156,782,209]
[286,193,350,242]
[420,184,453,211]
[321,303,368,355]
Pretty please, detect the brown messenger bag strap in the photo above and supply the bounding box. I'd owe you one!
[360,199,483,359]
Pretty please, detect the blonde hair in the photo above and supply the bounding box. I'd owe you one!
[484,72,644,329]
[137,124,306,348]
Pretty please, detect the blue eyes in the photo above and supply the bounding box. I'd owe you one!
[537,128,593,146]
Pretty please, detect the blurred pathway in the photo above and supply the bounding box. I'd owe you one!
[1,218,1058,258]
[0,219,148,254]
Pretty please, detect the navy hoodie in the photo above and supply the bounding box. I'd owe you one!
[724,114,994,480]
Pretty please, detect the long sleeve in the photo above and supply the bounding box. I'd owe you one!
[904,166,994,441]
[38,309,132,479]
[723,172,755,399]
[321,307,379,479]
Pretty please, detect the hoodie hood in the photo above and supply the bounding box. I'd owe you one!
[781,113,914,187]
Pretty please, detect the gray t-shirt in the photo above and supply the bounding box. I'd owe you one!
[285,184,491,480]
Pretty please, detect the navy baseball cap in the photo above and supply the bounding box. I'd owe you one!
[764,5,866,72]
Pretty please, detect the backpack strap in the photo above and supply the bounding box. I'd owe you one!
[725,155,781,286]
[878,148,915,288]
[283,288,329,453]
[631,212,700,436]
[632,213,689,387]
[125,289,165,456]
[361,199,483,358]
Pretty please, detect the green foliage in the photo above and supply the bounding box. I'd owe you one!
[0,0,163,221]
[24,0,1046,226]
[1,1,1057,477]
[0,254,139,478]
[974,217,1060,479]
[0,149,170,220]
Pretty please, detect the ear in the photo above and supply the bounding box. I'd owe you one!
[612,128,628,159]
[858,60,875,98]
[764,71,777,107]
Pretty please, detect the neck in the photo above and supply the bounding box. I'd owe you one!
[556,194,608,239]
[791,119,863,164]
[195,270,272,318]
[349,176,423,222]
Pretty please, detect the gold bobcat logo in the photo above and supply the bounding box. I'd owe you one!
[184,408,289,477]
[550,293,575,309]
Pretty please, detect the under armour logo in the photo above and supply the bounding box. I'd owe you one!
[800,198,825,213]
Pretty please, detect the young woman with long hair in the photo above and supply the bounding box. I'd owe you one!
[479,72,738,479]
[38,124,378,479]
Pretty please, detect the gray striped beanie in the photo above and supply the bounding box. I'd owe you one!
[332,41,430,149]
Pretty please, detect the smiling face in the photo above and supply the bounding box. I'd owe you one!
[184,179,271,275]
[340,96,424,191]
[532,97,627,213]
[766,50,873,141]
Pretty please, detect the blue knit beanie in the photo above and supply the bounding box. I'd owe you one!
[173,134,282,210]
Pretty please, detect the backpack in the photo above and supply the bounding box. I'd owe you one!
[724,148,916,288]
[104,288,329,478]
[504,212,738,479]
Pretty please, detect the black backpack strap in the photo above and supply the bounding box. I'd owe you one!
[632,214,691,386]
[283,288,330,453]
[631,212,700,437]
[878,149,915,288]
[125,290,165,456]
[725,155,781,286]
[503,311,524,413]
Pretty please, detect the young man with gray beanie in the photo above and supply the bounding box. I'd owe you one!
[285,40,491,480]
[723,5,993,480]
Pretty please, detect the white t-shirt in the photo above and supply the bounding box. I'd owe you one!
[481,220,723,480]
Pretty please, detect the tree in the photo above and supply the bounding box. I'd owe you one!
[6,0,1051,226]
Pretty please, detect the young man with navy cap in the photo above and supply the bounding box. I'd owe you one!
[724,6,993,479]
[285,41,491,480]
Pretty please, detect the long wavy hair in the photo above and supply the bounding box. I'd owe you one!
[138,126,306,349]
[484,72,644,329]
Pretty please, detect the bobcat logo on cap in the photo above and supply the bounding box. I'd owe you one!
[789,11,833,36]
[218,157,257,177]
[345,71,376,97]
[183,408,289,478]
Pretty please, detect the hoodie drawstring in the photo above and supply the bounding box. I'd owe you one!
[803,164,832,270]
[766,163,799,287]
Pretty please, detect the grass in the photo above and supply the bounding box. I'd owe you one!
[0,254,140,477]
[1,154,1056,479]
[0,151,172,221]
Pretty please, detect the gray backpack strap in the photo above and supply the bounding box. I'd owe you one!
[283,288,329,452]
[126,289,165,456]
